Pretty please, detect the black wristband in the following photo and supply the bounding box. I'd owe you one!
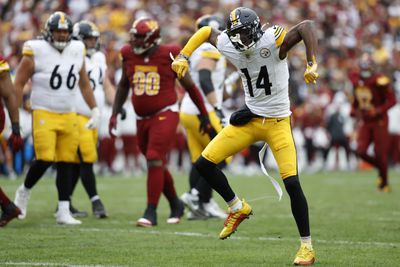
[11,122,20,135]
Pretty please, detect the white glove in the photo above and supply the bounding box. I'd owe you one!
[85,107,100,129]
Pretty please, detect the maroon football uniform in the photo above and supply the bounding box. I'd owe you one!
[0,54,8,132]
[120,44,180,117]
[350,72,396,190]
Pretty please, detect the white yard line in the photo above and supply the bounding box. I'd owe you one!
[3,262,125,267]
[75,227,400,248]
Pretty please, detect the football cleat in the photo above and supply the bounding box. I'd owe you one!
[167,198,184,224]
[136,205,157,227]
[14,185,30,219]
[203,199,227,219]
[293,243,316,265]
[0,202,22,227]
[92,199,107,219]
[56,210,82,225]
[70,205,88,218]
[180,192,208,218]
[219,199,252,239]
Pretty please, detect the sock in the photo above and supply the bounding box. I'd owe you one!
[195,176,212,203]
[58,200,69,212]
[189,164,201,189]
[69,163,80,197]
[56,162,73,201]
[0,187,11,209]
[284,175,310,237]
[24,160,52,189]
[194,156,235,202]
[227,196,243,212]
[300,236,312,248]
[190,188,199,195]
[163,169,177,201]
[80,163,98,198]
[90,195,100,202]
[147,163,164,205]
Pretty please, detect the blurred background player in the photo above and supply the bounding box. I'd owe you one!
[172,7,318,265]
[0,54,23,227]
[349,52,396,192]
[109,17,213,227]
[67,20,116,218]
[13,11,99,225]
[179,15,228,220]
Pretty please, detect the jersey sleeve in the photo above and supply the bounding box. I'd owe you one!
[273,25,286,48]
[22,41,34,56]
[120,44,131,62]
[169,44,182,58]
[0,55,10,73]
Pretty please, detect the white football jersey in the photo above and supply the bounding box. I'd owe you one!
[216,25,290,118]
[23,39,85,113]
[75,51,107,117]
[180,43,226,114]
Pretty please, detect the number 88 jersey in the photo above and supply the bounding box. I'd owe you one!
[216,25,290,118]
[22,39,85,113]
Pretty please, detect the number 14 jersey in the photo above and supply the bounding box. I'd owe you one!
[22,39,85,113]
[216,25,290,118]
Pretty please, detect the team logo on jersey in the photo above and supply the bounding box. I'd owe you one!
[260,48,270,58]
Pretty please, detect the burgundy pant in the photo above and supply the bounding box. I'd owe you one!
[356,120,389,185]
[136,110,179,205]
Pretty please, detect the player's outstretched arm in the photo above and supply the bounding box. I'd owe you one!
[0,71,19,125]
[171,26,220,79]
[279,20,318,84]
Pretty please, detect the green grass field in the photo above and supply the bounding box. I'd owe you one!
[0,170,399,267]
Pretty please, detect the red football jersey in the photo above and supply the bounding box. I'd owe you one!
[350,73,396,122]
[120,44,181,117]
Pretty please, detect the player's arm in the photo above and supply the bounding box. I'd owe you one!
[103,69,116,105]
[79,61,100,129]
[279,20,318,83]
[374,76,396,115]
[171,26,220,79]
[0,71,19,125]
[14,55,34,107]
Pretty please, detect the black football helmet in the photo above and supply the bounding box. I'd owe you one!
[44,11,73,50]
[226,7,263,51]
[196,15,225,31]
[73,21,100,56]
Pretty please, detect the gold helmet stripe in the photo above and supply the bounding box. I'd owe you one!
[59,12,65,24]
[230,9,238,25]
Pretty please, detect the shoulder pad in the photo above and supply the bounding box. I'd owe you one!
[377,75,390,86]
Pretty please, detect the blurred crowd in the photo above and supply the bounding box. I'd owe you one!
[0,0,399,178]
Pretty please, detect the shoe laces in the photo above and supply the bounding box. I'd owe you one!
[297,244,312,259]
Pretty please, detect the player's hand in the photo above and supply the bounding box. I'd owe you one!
[86,107,100,129]
[214,107,226,127]
[198,115,218,139]
[304,62,318,84]
[171,53,189,80]
[9,123,23,152]
[108,114,117,138]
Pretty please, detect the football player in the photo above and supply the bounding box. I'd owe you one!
[0,54,23,227]
[109,17,213,227]
[172,7,318,265]
[13,11,99,225]
[349,52,396,192]
[179,15,229,220]
[67,20,116,218]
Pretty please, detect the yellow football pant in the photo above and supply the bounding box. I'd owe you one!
[73,114,98,163]
[202,116,297,179]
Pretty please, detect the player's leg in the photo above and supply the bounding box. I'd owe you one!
[15,110,54,219]
[265,117,315,265]
[195,122,255,239]
[55,112,81,225]
[0,187,21,227]
[373,122,390,191]
[145,110,184,224]
[355,124,376,167]
[75,115,107,217]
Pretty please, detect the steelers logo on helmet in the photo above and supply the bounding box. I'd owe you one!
[129,18,161,55]
[226,7,263,51]
[196,15,226,31]
[44,11,73,51]
[73,21,100,56]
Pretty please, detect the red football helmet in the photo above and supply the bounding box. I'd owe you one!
[129,18,161,55]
